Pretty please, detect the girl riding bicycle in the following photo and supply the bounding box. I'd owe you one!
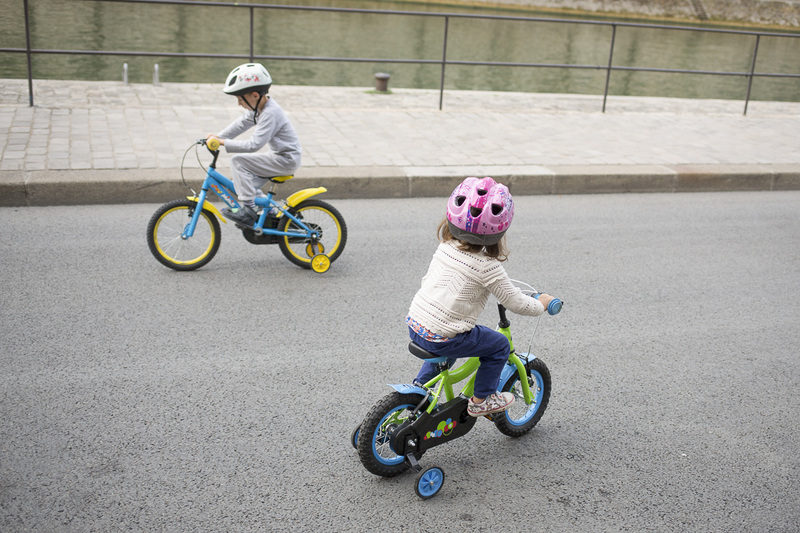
[406,177,555,417]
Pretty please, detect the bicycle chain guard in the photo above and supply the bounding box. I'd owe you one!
[390,397,476,458]
[241,227,279,245]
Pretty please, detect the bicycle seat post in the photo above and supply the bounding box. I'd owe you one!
[435,361,450,374]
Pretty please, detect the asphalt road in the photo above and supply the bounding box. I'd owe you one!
[1,192,799,532]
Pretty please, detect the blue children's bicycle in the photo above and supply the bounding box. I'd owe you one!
[352,281,562,499]
[147,139,347,273]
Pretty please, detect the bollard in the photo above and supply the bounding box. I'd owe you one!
[122,63,128,85]
[153,63,160,86]
[374,72,391,92]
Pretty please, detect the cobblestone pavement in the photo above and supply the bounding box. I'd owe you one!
[1,78,798,205]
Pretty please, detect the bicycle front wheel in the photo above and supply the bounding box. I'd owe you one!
[277,199,347,269]
[494,358,551,437]
[147,199,221,271]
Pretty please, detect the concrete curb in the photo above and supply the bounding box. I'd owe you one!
[3,80,799,207]
[2,164,798,206]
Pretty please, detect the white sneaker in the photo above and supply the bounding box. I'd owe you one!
[467,392,515,417]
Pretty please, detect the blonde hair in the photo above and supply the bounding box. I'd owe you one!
[437,219,509,261]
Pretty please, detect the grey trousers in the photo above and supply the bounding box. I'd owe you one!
[230,153,300,203]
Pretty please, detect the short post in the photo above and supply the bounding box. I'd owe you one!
[374,72,391,92]
[122,63,129,85]
[153,63,160,86]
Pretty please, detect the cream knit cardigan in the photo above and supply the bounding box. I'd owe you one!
[407,240,545,339]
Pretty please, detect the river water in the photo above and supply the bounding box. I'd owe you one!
[2,0,799,101]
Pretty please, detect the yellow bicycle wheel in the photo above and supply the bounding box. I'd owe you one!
[277,199,347,270]
[146,199,221,271]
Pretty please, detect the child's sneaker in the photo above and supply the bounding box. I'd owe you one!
[467,392,515,417]
[223,205,258,226]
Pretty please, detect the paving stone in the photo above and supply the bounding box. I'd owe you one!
[0,78,798,206]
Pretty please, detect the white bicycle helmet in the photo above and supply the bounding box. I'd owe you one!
[223,63,272,97]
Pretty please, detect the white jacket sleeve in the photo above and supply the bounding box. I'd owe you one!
[484,263,544,317]
[218,112,253,139]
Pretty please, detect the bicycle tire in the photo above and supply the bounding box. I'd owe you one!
[494,358,551,437]
[415,465,445,499]
[147,199,221,271]
[357,391,425,477]
[277,199,347,269]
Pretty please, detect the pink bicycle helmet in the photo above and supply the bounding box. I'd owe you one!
[446,177,514,245]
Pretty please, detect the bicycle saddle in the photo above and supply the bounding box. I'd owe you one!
[263,175,294,183]
[408,342,449,363]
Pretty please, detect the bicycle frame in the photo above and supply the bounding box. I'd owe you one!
[413,317,538,414]
[181,147,324,243]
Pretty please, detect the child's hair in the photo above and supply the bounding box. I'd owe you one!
[437,219,509,261]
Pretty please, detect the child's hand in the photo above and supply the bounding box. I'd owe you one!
[536,293,555,309]
[205,134,224,146]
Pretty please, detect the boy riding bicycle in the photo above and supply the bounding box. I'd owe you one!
[206,63,302,226]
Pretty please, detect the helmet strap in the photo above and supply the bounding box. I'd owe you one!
[240,92,266,123]
[251,94,263,124]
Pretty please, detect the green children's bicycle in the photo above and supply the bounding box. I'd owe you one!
[353,281,562,499]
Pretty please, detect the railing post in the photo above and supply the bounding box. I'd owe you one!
[743,33,760,116]
[23,0,34,106]
[249,6,255,62]
[602,24,617,113]
[9,1,800,113]
[439,15,449,111]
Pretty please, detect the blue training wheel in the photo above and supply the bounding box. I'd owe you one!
[415,466,445,499]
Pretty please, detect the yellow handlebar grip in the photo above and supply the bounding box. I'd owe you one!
[206,138,220,151]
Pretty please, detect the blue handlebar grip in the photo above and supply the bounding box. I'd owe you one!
[533,293,562,315]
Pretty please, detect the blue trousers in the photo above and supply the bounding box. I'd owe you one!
[410,325,511,399]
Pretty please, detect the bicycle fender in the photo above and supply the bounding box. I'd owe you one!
[498,355,536,388]
[187,196,227,223]
[498,364,516,389]
[286,187,327,207]
[389,383,427,396]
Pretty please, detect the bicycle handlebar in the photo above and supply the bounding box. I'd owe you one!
[204,138,221,151]
[192,138,221,168]
[497,293,563,325]
[534,294,563,315]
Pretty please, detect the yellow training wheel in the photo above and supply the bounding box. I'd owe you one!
[311,254,331,273]
[306,242,325,257]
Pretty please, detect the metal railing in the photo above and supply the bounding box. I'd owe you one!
[5,0,800,113]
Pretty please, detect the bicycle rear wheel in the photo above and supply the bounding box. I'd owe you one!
[147,199,221,271]
[277,199,347,269]
[357,391,425,477]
